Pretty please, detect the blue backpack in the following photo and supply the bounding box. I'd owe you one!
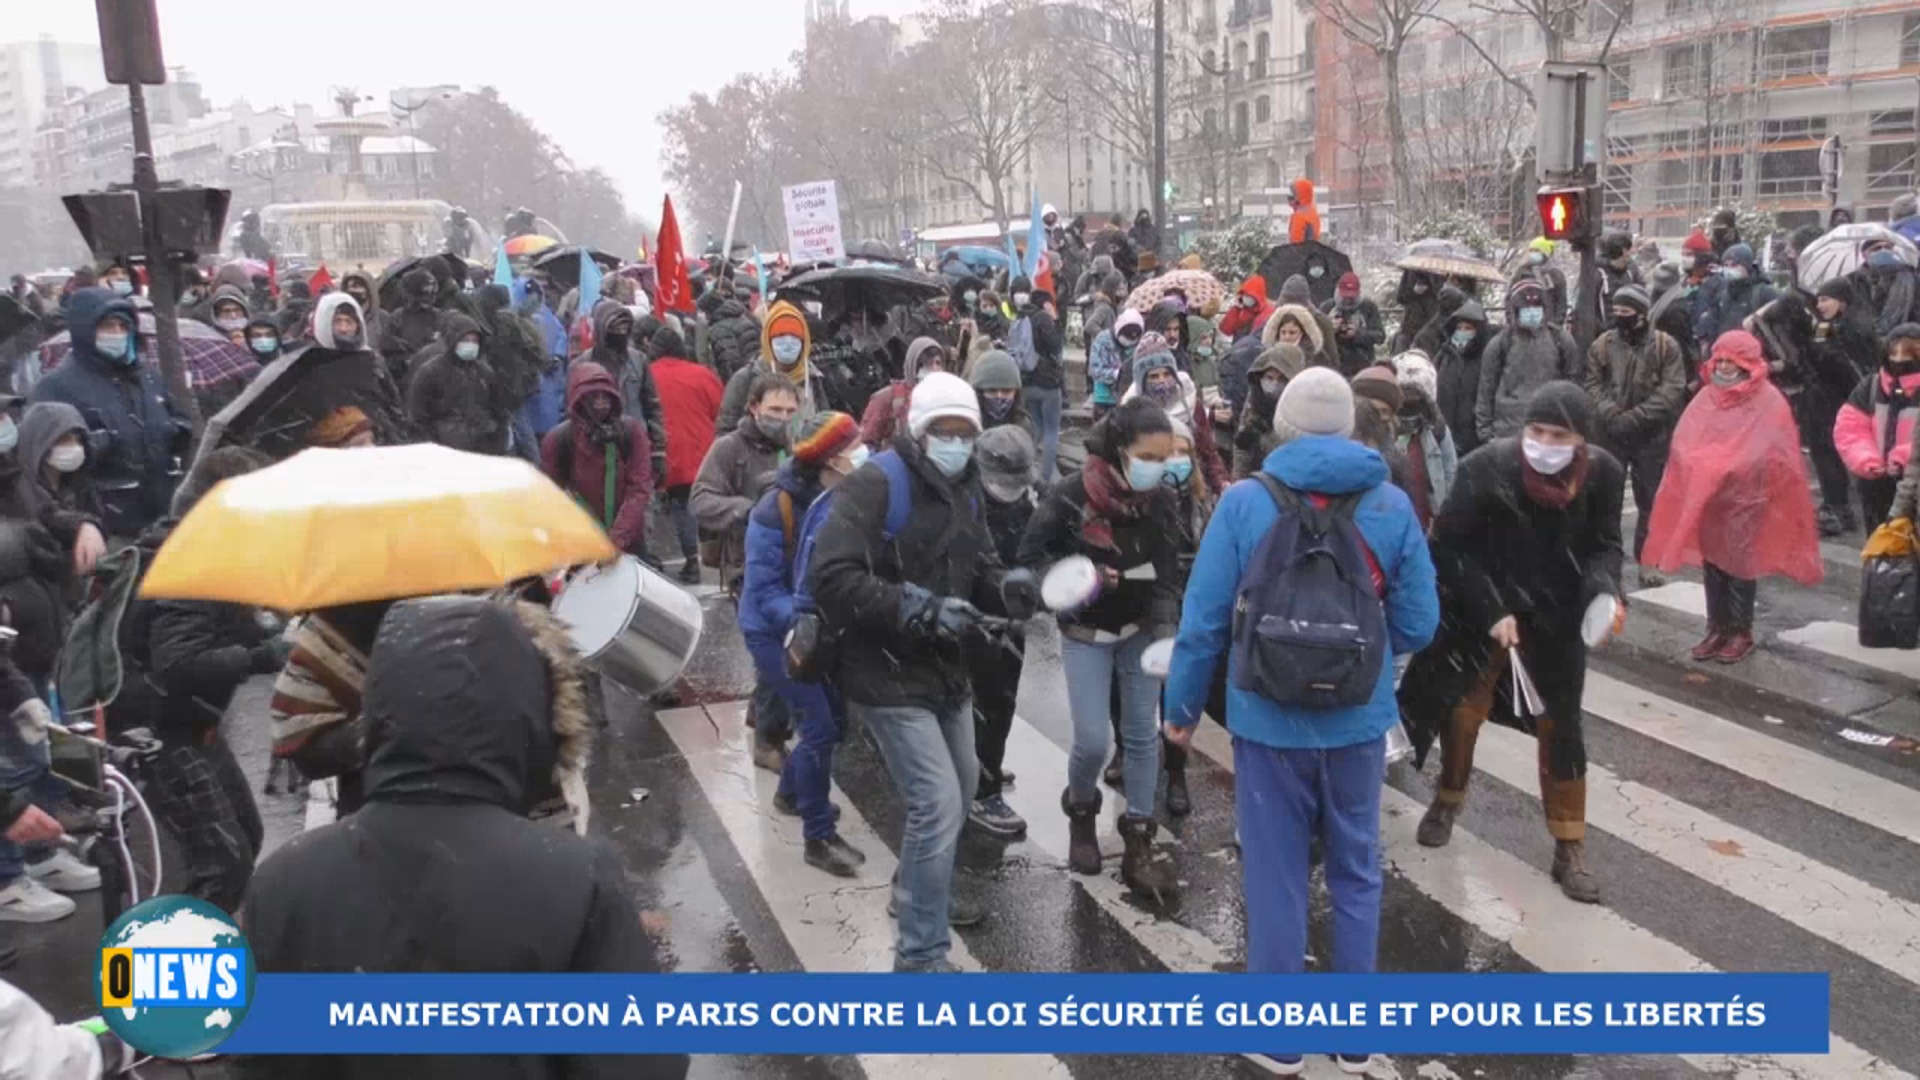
[1006,316,1037,373]
[1230,475,1387,709]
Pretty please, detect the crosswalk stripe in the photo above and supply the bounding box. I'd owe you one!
[656,702,1074,1080]
[1628,581,1708,619]
[1777,621,1920,682]
[1185,723,1910,1080]
[1471,723,1920,987]
[1583,671,1920,848]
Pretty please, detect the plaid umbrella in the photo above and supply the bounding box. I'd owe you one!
[1125,269,1229,313]
[36,318,260,391]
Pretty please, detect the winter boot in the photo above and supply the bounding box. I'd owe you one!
[1689,626,1727,662]
[1817,503,1845,539]
[804,835,865,878]
[1118,815,1177,900]
[677,559,703,585]
[1062,787,1103,876]
[1716,632,1756,664]
[1415,796,1459,848]
[1164,761,1191,817]
[1551,840,1602,904]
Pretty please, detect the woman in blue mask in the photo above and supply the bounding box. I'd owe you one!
[243,316,283,363]
[1016,396,1184,899]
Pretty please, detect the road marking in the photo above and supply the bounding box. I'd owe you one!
[1472,723,1920,988]
[1583,672,1920,847]
[1778,621,1920,682]
[1628,581,1707,619]
[1186,723,1909,1080]
[657,702,1072,1080]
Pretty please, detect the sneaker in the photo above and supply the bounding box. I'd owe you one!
[1817,504,1844,539]
[1336,1053,1376,1074]
[750,741,789,774]
[0,877,77,923]
[27,849,100,893]
[893,957,964,973]
[771,791,840,821]
[967,794,1027,839]
[887,890,987,927]
[1245,1053,1305,1075]
[677,560,703,585]
[803,835,865,878]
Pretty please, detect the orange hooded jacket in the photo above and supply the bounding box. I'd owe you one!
[1288,178,1322,244]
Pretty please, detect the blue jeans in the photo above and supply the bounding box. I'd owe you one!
[666,485,700,560]
[749,676,792,746]
[1061,633,1159,816]
[1235,735,1385,979]
[0,711,61,885]
[745,636,842,841]
[854,700,976,968]
[1025,384,1064,484]
[507,412,540,464]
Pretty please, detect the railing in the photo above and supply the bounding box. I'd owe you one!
[1661,72,1707,99]
[1759,48,1829,81]
[1753,174,1824,198]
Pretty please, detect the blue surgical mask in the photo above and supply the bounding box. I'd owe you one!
[109,278,134,297]
[1451,329,1475,350]
[250,336,279,357]
[1163,455,1192,486]
[455,341,482,361]
[1723,265,1748,281]
[1517,307,1545,330]
[1868,249,1904,270]
[771,336,804,367]
[94,331,132,363]
[0,417,16,454]
[1125,453,1166,492]
[924,435,974,477]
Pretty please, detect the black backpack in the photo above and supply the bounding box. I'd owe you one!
[1230,475,1388,709]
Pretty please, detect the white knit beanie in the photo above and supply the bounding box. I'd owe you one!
[908,371,982,437]
[1392,349,1438,404]
[1273,367,1355,444]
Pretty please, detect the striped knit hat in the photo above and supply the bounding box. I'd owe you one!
[791,410,860,466]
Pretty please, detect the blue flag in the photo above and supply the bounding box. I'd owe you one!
[1024,186,1046,279]
[493,244,513,288]
[577,247,603,315]
[751,246,768,296]
[1002,223,1021,278]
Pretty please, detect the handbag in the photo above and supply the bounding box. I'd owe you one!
[1859,517,1920,649]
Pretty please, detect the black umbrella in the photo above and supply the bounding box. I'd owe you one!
[374,254,469,312]
[777,264,948,317]
[1256,241,1354,309]
[197,344,412,465]
[529,246,621,293]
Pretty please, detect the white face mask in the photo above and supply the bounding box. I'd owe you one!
[1522,435,1576,475]
[771,336,804,367]
[1012,293,1030,308]
[47,444,86,473]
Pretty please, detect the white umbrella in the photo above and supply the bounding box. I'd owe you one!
[1797,223,1919,292]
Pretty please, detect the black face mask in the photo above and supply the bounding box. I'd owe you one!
[603,333,629,352]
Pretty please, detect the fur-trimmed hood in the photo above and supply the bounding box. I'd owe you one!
[1261,302,1326,353]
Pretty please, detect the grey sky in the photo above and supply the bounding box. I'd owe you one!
[14,0,924,221]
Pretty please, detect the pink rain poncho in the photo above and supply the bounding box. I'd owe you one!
[1642,330,1823,584]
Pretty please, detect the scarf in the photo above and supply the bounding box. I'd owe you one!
[1079,454,1156,551]
[1520,441,1590,511]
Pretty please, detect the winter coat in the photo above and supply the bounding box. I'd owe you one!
[1649,282,1702,370]
[1087,329,1136,406]
[715,322,829,436]
[1163,436,1438,749]
[1221,332,1265,429]
[1396,411,1459,528]
[238,598,685,1080]
[1846,263,1920,337]
[1834,366,1920,479]
[860,338,946,450]
[1392,274,1444,353]
[1220,277,1275,343]
[1233,345,1308,479]
[738,462,826,644]
[12,401,101,551]
[1019,302,1065,390]
[27,288,189,538]
[1324,296,1386,376]
[383,300,442,382]
[576,302,668,470]
[1082,296,1117,351]
[690,415,787,588]
[1015,461,1184,640]
[1261,303,1334,371]
[1399,439,1625,773]
[706,298,761,382]
[1808,307,1881,400]
[1121,355,1231,494]
[1693,270,1778,349]
[0,519,73,687]
[540,364,653,555]
[1286,178,1322,244]
[1475,320,1581,444]
[1584,326,1688,447]
[808,436,1010,708]
[649,355,725,489]
[407,314,511,455]
[1434,300,1491,457]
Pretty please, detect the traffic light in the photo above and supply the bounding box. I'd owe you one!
[1536,186,1592,243]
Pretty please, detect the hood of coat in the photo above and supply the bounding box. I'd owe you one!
[565,361,622,422]
[1395,270,1440,306]
[1236,275,1269,306]
[310,293,367,351]
[16,402,85,493]
[211,262,254,294]
[65,287,138,367]
[360,596,591,829]
[207,284,250,320]
[1291,177,1316,205]
[1452,299,1488,329]
[1706,328,1768,379]
[1263,433,1388,496]
[342,271,378,312]
[904,336,946,384]
[1261,303,1325,353]
[760,299,813,374]
[440,312,489,361]
[1249,343,1307,387]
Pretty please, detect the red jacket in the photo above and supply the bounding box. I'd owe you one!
[649,355,724,488]
[1834,366,1920,479]
[1219,275,1274,342]
[541,362,653,554]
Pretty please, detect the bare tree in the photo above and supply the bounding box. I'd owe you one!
[1306,0,1439,231]
[658,74,797,245]
[1055,0,1157,174]
[1327,55,1389,234]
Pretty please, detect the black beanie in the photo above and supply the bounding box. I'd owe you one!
[1891,323,1920,348]
[1610,284,1650,315]
[1816,277,1856,306]
[1524,380,1592,439]
[649,324,687,359]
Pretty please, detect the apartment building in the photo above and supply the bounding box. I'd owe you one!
[1169,0,1318,225]
[0,39,104,189]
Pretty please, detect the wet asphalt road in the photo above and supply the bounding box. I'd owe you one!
[11,425,1920,1079]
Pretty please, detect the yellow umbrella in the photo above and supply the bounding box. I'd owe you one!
[140,444,616,611]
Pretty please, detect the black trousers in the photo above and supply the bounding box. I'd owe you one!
[1703,562,1757,634]
[1603,436,1669,563]
[971,630,1023,799]
[1792,390,1852,515]
[1861,476,1900,531]
[147,736,263,915]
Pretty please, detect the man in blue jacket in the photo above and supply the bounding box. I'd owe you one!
[28,287,191,539]
[1163,367,1437,1074]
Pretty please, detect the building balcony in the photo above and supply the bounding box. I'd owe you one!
[1759,48,1829,82]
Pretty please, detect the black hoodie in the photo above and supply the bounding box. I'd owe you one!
[239,597,686,1080]
[406,313,510,454]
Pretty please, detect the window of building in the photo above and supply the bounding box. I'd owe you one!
[1663,43,1706,97]
[1607,57,1632,102]
[1761,24,1830,80]
[1402,43,1425,77]
[1587,0,1632,34]
[1203,108,1217,136]
[1871,109,1916,137]
[1255,31,1270,59]
[1234,101,1250,144]
[1202,48,1217,75]
[1668,0,1704,16]
[1868,143,1917,196]
[1760,116,1826,143]
[1757,147,1822,198]
[1255,95,1271,122]
[1234,40,1249,70]
[1901,14,1920,66]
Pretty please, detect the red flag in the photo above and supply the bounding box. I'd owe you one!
[654,196,695,316]
[309,263,333,295]
[1034,254,1056,303]
[267,256,280,300]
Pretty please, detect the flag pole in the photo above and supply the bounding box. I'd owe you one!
[719,181,744,276]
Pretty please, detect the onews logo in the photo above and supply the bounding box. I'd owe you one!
[97,896,256,1059]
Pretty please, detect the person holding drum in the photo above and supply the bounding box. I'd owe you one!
[739,412,869,878]
[1017,397,1185,900]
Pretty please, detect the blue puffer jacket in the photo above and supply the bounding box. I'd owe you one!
[1164,436,1439,750]
[738,461,827,645]
[28,288,189,538]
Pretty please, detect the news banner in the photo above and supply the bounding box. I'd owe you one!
[96,898,1830,1059]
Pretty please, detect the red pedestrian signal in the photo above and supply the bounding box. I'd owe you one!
[1536,187,1590,242]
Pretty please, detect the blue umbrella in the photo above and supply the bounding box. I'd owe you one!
[942,245,1011,278]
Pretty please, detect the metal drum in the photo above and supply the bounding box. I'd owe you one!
[552,557,704,696]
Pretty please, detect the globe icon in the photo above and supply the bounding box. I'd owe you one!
[97,895,256,1059]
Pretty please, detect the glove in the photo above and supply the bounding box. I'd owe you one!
[1000,569,1041,621]
[929,596,984,640]
[85,428,114,460]
[249,638,295,675]
[898,582,937,634]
